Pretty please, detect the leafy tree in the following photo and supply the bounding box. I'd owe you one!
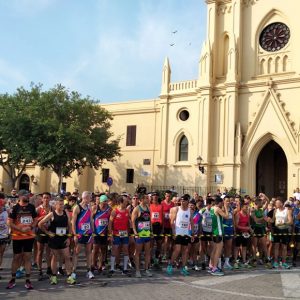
[0,84,121,192]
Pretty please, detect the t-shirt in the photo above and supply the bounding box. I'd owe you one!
[293,192,300,201]
[9,203,37,240]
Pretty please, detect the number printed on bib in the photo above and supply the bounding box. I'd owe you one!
[98,219,108,226]
[152,212,159,219]
[138,221,150,231]
[118,230,128,237]
[179,221,189,229]
[56,227,67,235]
[20,216,33,225]
[81,223,91,231]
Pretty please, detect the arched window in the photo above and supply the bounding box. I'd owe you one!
[179,135,188,161]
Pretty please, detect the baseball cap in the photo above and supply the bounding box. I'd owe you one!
[18,190,30,197]
[100,195,108,202]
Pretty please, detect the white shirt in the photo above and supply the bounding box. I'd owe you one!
[0,210,9,239]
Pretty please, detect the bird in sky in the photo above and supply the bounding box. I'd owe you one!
[172,30,177,34]
[170,43,175,46]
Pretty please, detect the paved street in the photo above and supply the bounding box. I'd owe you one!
[0,245,299,300]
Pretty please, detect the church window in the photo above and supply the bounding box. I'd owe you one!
[179,135,188,161]
[179,110,189,121]
[259,22,290,52]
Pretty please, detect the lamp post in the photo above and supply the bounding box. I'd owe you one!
[197,156,205,174]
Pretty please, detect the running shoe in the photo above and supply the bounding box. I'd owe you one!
[135,271,142,278]
[281,262,290,269]
[233,262,240,269]
[211,268,224,276]
[180,266,190,276]
[108,270,114,278]
[6,279,16,289]
[122,270,131,277]
[31,263,38,269]
[66,276,76,285]
[223,262,233,270]
[166,264,173,275]
[265,261,272,269]
[207,266,213,273]
[71,272,77,279]
[86,271,95,279]
[16,269,25,278]
[241,262,252,269]
[50,275,57,285]
[192,265,201,271]
[273,262,279,269]
[145,269,153,277]
[58,267,65,276]
[25,280,34,290]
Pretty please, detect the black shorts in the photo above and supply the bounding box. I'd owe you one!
[94,235,108,245]
[12,239,35,254]
[48,237,68,250]
[212,236,223,243]
[273,228,290,245]
[295,227,300,243]
[235,234,250,247]
[174,235,191,246]
[163,227,172,236]
[201,231,212,242]
[191,237,200,244]
[152,223,163,241]
[0,237,10,245]
[36,230,49,244]
[253,226,266,238]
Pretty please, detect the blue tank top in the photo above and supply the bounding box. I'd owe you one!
[293,207,300,229]
[76,205,92,235]
[223,207,234,233]
[94,206,110,235]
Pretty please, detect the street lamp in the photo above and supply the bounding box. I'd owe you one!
[197,156,205,174]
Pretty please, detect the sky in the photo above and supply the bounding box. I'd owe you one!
[0,0,207,103]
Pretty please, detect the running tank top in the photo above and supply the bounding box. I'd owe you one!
[48,210,69,235]
[201,208,212,232]
[113,208,129,237]
[150,203,163,224]
[162,200,174,228]
[210,207,223,237]
[37,205,51,229]
[223,207,234,230]
[189,211,201,236]
[76,205,92,235]
[135,205,151,238]
[94,206,110,235]
[0,210,8,239]
[237,211,250,233]
[175,207,191,236]
[275,208,289,229]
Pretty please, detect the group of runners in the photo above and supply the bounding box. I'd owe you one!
[0,187,299,290]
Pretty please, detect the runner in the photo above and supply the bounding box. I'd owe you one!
[161,191,174,261]
[92,194,111,272]
[38,196,76,285]
[293,199,300,266]
[223,195,234,270]
[72,191,95,279]
[0,197,9,279]
[7,190,37,289]
[132,194,152,277]
[108,195,130,277]
[36,192,52,280]
[166,194,194,276]
[188,199,201,271]
[272,197,292,269]
[150,192,163,268]
[199,197,213,270]
[234,200,252,269]
[209,196,229,276]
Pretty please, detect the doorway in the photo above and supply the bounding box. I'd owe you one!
[256,140,287,199]
[19,174,30,191]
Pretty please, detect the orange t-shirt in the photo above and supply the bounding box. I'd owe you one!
[9,203,37,240]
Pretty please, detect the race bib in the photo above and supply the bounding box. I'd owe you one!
[164,213,170,220]
[242,232,250,239]
[98,219,108,226]
[152,212,159,219]
[56,227,67,235]
[138,221,150,231]
[20,216,33,225]
[81,223,91,231]
[179,221,189,229]
[119,230,128,237]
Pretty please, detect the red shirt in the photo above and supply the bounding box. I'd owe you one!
[237,211,250,233]
[161,200,174,228]
[150,203,163,224]
[113,208,129,236]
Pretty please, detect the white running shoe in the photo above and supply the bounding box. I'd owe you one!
[135,271,142,278]
[87,271,95,279]
[145,269,153,277]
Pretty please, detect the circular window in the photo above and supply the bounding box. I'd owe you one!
[259,22,290,52]
[179,110,189,121]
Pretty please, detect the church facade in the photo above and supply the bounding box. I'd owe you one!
[2,0,300,197]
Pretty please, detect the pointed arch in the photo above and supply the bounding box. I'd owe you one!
[178,135,189,161]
